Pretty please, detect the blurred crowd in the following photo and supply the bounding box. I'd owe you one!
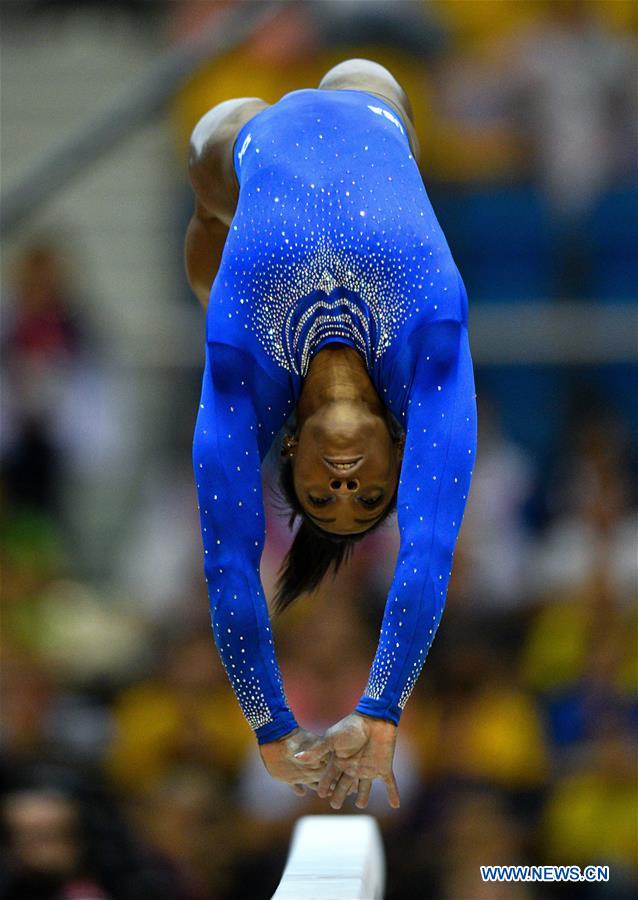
[1,2,637,899]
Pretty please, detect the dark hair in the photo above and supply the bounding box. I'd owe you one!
[273,417,403,614]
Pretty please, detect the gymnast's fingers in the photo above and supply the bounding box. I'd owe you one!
[329,775,354,810]
[291,783,306,796]
[384,772,401,809]
[317,758,341,798]
[355,778,373,809]
[294,738,330,767]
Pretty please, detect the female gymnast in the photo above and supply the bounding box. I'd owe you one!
[185,59,476,811]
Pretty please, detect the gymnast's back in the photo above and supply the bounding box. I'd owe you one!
[188,62,467,393]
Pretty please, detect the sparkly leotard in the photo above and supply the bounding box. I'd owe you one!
[193,89,477,744]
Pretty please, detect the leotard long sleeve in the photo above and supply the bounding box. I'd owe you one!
[193,89,476,743]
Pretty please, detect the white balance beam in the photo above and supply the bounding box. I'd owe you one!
[271,815,385,900]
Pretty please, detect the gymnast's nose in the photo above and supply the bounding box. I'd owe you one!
[329,478,360,493]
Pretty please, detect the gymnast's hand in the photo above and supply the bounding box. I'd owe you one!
[294,713,400,810]
[259,727,329,796]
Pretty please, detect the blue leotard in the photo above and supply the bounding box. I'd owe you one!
[193,89,477,744]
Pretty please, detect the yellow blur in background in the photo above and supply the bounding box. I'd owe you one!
[1,2,637,899]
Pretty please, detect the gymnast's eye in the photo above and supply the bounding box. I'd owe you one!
[358,494,384,509]
[308,495,332,507]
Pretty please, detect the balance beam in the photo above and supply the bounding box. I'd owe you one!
[272,815,385,899]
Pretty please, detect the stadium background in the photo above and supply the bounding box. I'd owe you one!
[1,1,636,898]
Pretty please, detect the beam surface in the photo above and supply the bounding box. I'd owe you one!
[272,815,385,900]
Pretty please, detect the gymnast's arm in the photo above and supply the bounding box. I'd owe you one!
[185,202,229,309]
[295,321,476,806]
[193,342,299,745]
[356,320,476,724]
[185,97,268,309]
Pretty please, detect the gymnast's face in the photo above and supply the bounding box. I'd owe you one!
[288,401,402,535]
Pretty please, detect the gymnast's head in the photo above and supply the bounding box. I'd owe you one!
[274,387,404,613]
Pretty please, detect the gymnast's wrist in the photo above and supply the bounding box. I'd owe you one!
[355,711,397,726]
[255,713,299,746]
[274,726,300,742]
[354,697,401,727]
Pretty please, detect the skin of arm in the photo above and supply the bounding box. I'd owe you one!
[184,203,231,308]
[184,97,268,309]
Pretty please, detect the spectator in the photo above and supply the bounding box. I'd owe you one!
[508,0,637,218]
[543,715,638,884]
[439,791,532,899]
[414,639,549,791]
[0,766,174,900]
[531,412,637,599]
[133,766,234,900]
[106,632,251,795]
[457,400,536,610]
[2,242,86,517]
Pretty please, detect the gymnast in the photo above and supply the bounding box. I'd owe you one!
[185,59,476,810]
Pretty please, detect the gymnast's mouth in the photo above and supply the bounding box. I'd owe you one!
[323,456,363,472]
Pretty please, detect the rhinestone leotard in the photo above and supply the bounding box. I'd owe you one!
[193,89,477,743]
